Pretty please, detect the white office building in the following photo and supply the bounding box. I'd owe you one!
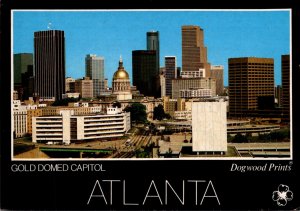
[192,102,227,152]
[32,107,131,144]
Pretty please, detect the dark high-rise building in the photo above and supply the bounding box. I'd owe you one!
[34,30,65,101]
[21,65,34,100]
[147,31,160,73]
[165,56,177,97]
[181,25,211,77]
[14,53,33,100]
[281,55,290,122]
[228,57,274,117]
[176,67,181,78]
[132,50,158,97]
[14,53,33,85]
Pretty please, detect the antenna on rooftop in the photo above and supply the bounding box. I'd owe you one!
[47,22,52,30]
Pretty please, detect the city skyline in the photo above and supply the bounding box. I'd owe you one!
[13,10,290,87]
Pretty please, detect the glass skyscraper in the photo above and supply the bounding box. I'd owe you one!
[147,31,160,75]
[85,54,105,97]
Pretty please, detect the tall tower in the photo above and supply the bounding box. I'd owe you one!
[228,57,274,117]
[165,56,177,97]
[147,31,160,73]
[132,50,158,97]
[34,30,65,101]
[181,25,210,77]
[281,55,290,122]
[85,54,105,97]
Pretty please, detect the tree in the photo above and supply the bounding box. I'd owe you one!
[124,103,147,124]
[164,113,171,120]
[232,133,248,143]
[153,104,165,120]
[112,101,121,108]
[165,148,173,158]
[153,104,171,120]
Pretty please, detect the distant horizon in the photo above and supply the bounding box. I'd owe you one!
[13,10,290,87]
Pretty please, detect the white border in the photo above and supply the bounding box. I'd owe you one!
[11,9,293,161]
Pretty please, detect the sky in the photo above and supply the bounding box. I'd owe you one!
[13,10,290,86]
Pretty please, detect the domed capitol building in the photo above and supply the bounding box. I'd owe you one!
[112,56,132,100]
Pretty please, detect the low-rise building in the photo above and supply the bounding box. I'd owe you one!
[13,100,38,137]
[14,110,27,138]
[27,109,42,134]
[163,96,185,117]
[75,77,93,99]
[32,107,130,144]
[174,110,192,120]
[180,88,212,98]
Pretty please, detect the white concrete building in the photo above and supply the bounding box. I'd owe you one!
[192,102,227,152]
[13,100,37,138]
[32,108,130,144]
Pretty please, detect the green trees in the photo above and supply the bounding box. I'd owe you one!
[112,101,121,108]
[232,133,249,143]
[153,104,171,120]
[124,103,147,124]
[230,128,290,143]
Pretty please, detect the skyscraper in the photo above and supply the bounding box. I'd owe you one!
[14,53,33,100]
[132,50,158,97]
[210,65,224,96]
[34,30,65,101]
[165,56,177,97]
[181,25,211,77]
[147,31,160,74]
[14,53,33,85]
[85,54,105,97]
[281,55,290,122]
[228,57,274,117]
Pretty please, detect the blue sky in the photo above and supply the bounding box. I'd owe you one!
[13,10,290,86]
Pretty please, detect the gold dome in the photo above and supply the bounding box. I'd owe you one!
[113,69,129,80]
[113,56,129,80]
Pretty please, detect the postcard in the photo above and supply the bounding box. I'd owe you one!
[1,0,299,210]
